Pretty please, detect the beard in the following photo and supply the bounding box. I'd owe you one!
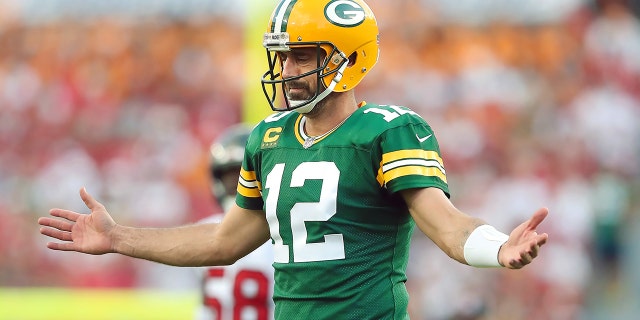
[301,91,340,118]
[284,75,334,116]
[285,80,313,101]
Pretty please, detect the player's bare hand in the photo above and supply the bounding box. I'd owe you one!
[38,187,116,255]
[498,207,549,269]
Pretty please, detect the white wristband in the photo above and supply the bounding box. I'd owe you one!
[463,225,509,268]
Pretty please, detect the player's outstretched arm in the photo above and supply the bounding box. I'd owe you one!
[402,187,548,269]
[497,208,549,269]
[39,187,271,267]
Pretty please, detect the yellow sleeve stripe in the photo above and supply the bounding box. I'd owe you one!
[240,168,257,182]
[384,166,447,184]
[382,149,444,166]
[237,183,261,198]
[376,167,384,186]
[238,168,262,198]
[378,149,447,186]
[383,159,446,175]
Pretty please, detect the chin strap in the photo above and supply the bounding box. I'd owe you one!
[291,55,349,114]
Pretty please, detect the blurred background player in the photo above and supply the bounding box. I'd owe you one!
[195,124,274,320]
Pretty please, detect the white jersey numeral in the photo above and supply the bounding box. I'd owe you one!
[264,162,345,263]
[363,105,420,122]
[264,111,291,123]
[265,164,290,263]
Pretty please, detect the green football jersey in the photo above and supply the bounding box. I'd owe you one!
[236,103,449,320]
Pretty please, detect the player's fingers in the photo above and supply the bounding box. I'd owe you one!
[38,217,73,232]
[529,243,540,259]
[520,249,533,264]
[46,241,78,252]
[40,227,73,242]
[536,233,549,247]
[508,259,524,269]
[38,217,55,227]
[49,209,80,222]
[526,207,548,230]
[80,187,103,211]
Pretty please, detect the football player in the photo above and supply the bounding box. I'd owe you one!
[39,1,549,319]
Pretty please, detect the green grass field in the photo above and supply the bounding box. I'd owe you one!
[0,288,198,320]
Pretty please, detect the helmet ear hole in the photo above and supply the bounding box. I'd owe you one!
[347,52,357,67]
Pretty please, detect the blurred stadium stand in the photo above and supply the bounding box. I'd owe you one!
[0,0,638,319]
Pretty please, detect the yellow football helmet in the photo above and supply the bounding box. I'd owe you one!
[261,0,379,113]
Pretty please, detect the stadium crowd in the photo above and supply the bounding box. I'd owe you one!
[0,0,638,319]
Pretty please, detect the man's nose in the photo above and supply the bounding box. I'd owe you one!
[281,58,297,79]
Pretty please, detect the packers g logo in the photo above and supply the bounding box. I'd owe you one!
[325,0,366,27]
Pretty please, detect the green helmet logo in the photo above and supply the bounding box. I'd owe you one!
[325,0,365,27]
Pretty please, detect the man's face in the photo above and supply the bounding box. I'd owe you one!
[277,47,324,101]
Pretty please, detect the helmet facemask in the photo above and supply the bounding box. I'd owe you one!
[261,35,349,113]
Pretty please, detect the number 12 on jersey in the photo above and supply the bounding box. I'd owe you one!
[265,162,346,263]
